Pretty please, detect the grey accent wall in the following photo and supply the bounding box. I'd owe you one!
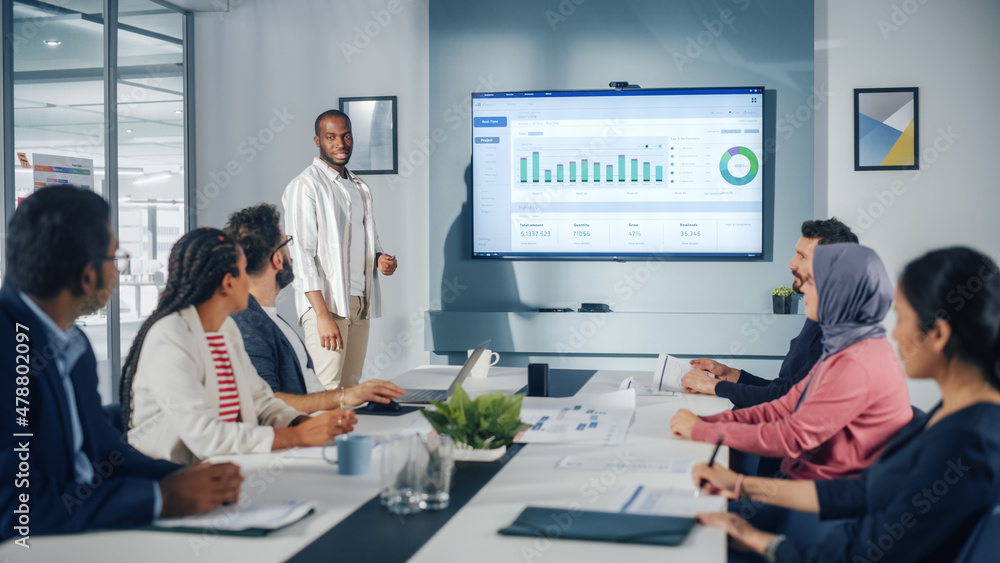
[194,0,431,380]
[429,0,815,371]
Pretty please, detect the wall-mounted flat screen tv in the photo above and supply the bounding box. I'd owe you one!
[471,87,765,260]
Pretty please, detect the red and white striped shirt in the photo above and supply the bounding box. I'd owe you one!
[206,333,241,422]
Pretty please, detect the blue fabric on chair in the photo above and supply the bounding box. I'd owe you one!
[955,503,1000,562]
[103,402,124,434]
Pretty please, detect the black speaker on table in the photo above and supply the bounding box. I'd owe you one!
[528,363,549,397]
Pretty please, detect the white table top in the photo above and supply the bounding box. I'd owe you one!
[0,368,731,562]
[411,369,730,563]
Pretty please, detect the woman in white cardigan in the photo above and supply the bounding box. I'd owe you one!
[121,228,356,465]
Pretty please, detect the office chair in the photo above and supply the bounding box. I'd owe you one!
[955,503,1000,562]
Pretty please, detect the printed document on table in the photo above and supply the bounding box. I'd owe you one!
[653,354,691,393]
[515,389,635,446]
[616,485,726,518]
[154,500,317,531]
[619,376,679,396]
[556,453,693,475]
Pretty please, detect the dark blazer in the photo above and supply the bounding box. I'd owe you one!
[0,285,181,539]
[714,319,824,408]
[231,295,312,395]
[778,402,1000,562]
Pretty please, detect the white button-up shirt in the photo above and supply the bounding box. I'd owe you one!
[282,157,383,322]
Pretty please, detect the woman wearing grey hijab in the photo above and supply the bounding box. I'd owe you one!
[692,247,1000,562]
[671,244,912,480]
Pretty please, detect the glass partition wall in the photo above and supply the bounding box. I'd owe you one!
[1,0,192,403]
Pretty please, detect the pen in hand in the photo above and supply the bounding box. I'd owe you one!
[697,435,724,497]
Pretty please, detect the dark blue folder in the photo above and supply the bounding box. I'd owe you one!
[498,506,696,546]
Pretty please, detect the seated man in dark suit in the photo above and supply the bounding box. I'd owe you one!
[1,186,242,542]
[679,218,859,408]
[224,204,403,413]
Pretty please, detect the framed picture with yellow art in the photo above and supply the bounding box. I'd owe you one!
[854,87,918,171]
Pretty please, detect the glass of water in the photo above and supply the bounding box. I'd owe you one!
[422,434,455,510]
[380,435,426,515]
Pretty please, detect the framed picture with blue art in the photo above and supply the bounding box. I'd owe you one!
[854,87,918,171]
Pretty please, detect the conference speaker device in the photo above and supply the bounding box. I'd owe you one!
[528,363,549,397]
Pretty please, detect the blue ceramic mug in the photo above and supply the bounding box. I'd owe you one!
[323,435,373,475]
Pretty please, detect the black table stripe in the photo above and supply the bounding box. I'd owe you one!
[286,369,596,563]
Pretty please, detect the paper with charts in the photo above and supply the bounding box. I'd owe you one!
[515,389,635,446]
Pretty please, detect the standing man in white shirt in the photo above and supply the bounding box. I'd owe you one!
[282,110,398,390]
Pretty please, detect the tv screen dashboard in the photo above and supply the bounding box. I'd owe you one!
[471,86,765,260]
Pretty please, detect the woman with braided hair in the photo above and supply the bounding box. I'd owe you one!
[123,227,356,464]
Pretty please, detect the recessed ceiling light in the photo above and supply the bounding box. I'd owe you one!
[173,110,183,114]
[43,39,62,46]
[125,129,134,133]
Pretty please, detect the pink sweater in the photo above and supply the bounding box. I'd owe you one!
[692,337,912,480]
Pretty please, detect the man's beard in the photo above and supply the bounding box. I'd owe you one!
[276,260,295,290]
[792,273,805,294]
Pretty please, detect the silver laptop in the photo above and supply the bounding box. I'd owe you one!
[397,340,491,404]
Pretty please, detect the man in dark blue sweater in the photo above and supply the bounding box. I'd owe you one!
[680,218,858,409]
[224,204,403,414]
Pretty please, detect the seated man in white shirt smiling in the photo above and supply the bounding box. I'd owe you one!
[225,203,404,413]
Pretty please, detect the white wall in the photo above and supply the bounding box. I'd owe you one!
[193,0,431,381]
[816,0,1000,409]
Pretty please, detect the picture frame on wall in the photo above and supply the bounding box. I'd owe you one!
[854,87,919,171]
[339,96,398,174]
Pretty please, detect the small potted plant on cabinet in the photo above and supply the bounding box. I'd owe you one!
[772,285,794,314]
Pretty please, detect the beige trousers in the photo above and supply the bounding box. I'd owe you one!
[301,296,369,389]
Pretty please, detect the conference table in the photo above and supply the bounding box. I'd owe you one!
[1,368,732,562]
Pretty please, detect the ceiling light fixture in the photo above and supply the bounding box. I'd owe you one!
[173,110,183,114]
[125,129,134,133]
[132,171,173,186]
[43,39,61,46]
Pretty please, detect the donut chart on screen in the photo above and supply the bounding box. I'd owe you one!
[719,146,759,186]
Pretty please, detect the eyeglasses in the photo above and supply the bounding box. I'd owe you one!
[98,250,131,274]
[273,235,293,254]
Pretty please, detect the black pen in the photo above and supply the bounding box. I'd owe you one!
[697,435,724,496]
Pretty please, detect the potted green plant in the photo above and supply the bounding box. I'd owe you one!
[772,285,794,314]
[423,383,531,461]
